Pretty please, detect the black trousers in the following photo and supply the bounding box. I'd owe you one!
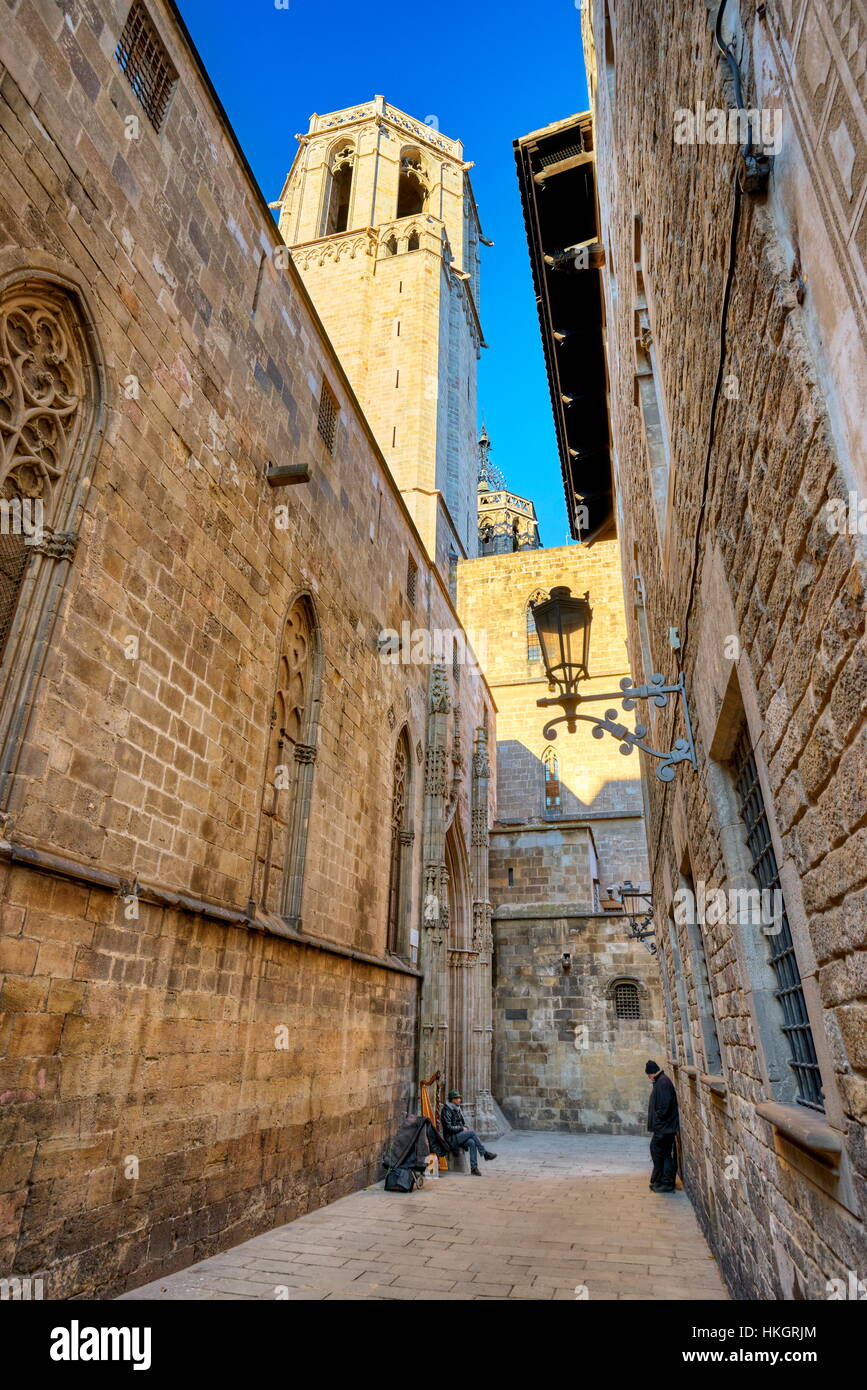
[650,1131,678,1188]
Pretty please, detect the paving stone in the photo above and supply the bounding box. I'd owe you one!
[119,1133,729,1302]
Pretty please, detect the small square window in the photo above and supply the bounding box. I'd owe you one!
[115,2,178,134]
[317,379,339,454]
[614,982,641,1020]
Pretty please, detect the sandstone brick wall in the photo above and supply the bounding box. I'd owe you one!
[493,910,665,1133]
[0,0,493,1297]
[584,0,866,1298]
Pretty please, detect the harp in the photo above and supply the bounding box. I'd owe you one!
[420,1071,448,1170]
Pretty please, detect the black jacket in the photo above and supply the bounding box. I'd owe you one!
[383,1115,450,1173]
[647,1071,679,1136]
[439,1101,468,1142]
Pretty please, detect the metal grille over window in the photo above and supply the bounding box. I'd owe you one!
[543,745,560,811]
[317,380,338,454]
[115,2,178,134]
[731,728,823,1109]
[0,529,28,663]
[406,554,417,605]
[614,981,641,1020]
[527,590,546,664]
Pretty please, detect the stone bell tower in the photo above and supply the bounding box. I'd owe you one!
[275,97,487,579]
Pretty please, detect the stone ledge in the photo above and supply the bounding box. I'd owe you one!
[492,903,611,920]
[755,1102,843,1170]
[0,839,422,980]
[700,1073,728,1098]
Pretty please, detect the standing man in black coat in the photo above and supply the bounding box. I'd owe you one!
[646,1060,679,1193]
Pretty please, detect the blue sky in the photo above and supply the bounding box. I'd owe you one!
[177,0,590,547]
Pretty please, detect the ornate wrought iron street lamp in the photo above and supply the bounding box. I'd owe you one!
[531,586,698,783]
[611,881,656,953]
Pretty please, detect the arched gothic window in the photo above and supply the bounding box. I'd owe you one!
[543,746,560,811]
[387,727,413,954]
[397,150,428,219]
[323,144,355,236]
[526,590,546,664]
[407,230,420,252]
[382,235,398,258]
[257,595,321,922]
[0,278,101,803]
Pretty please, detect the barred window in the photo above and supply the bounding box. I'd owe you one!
[317,380,338,454]
[115,3,178,134]
[406,554,418,606]
[0,525,28,664]
[614,981,641,1020]
[731,727,823,1109]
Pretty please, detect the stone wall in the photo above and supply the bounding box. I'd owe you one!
[0,0,494,1297]
[583,0,866,1298]
[493,908,664,1133]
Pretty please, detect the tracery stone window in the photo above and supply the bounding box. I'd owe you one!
[323,143,355,236]
[526,590,546,664]
[0,278,101,802]
[397,150,428,219]
[257,595,321,922]
[386,727,413,954]
[543,745,561,812]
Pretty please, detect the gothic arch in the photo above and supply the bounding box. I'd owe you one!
[526,589,547,663]
[256,592,323,922]
[321,139,356,237]
[386,724,414,955]
[0,271,104,806]
[542,745,561,812]
[445,819,472,951]
[397,148,429,219]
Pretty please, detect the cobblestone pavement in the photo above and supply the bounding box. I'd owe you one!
[120,1132,729,1301]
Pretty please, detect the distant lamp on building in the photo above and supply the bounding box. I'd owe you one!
[530,586,698,783]
[609,882,656,955]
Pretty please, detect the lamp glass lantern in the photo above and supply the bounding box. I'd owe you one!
[531,587,592,696]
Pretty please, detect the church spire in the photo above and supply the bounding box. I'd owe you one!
[476,424,541,554]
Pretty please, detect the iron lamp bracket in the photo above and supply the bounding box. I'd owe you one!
[537,673,697,783]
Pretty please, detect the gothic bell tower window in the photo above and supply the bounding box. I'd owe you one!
[323,144,355,236]
[397,151,428,219]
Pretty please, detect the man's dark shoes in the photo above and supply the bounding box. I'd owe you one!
[470,1167,481,1176]
[483,1152,497,1161]
[652,1184,675,1193]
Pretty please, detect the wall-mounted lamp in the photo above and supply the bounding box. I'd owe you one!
[609,882,656,955]
[531,587,698,783]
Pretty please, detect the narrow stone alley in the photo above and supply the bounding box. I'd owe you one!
[120,1133,728,1302]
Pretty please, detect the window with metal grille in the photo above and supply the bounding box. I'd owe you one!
[452,638,460,683]
[406,554,417,606]
[317,380,338,454]
[731,727,823,1109]
[527,591,546,664]
[543,746,561,811]
[614,981,641,1020]
[0,529,28,664]
[115,3,178,134]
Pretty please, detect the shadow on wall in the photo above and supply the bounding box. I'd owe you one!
[495,738,645,822]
